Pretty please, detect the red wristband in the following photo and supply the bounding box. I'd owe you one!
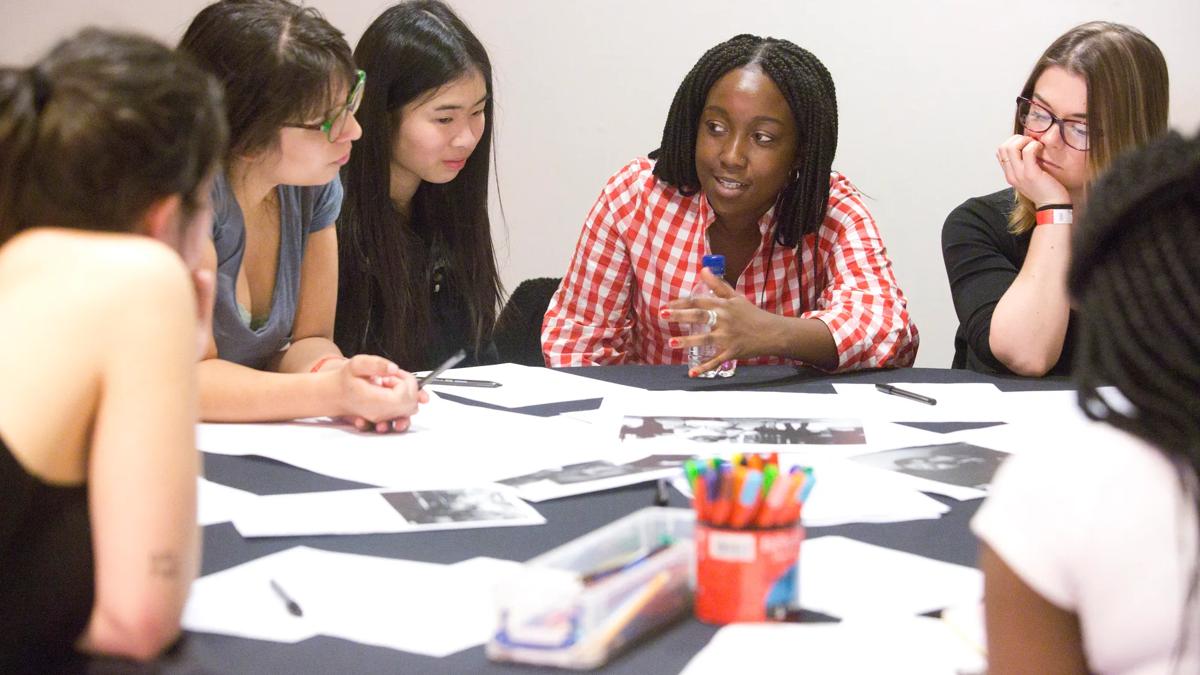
[310,355,347,373]
[1035,207,1073,226]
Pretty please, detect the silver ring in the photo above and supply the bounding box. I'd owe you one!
[704,309,718,327]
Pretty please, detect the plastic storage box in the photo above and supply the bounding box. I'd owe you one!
[487,507,695,669]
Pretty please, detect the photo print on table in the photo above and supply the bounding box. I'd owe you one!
[851,442,1008,490]
[381,487,538,525]
[619,416,866,445]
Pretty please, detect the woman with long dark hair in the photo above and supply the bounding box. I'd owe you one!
[336,0,501,371]
[180,0,426,431]
[974,130,1200,673]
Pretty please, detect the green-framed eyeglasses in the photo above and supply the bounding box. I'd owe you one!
[285,70,366,142]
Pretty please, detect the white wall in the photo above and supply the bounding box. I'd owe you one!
[3,0,1197,367]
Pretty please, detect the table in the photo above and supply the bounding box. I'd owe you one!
[100,366,1072,674]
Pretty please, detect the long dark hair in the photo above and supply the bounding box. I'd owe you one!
[1068,129,1200,667]
[335,0,500,370]
[649,34,838,248]
[178,0,356,161]
[0,28,226,242]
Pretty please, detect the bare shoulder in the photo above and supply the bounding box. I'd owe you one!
[0,229,192,307]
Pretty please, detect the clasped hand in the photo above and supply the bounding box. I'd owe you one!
[661,268,775,376]
[325,355,429,433]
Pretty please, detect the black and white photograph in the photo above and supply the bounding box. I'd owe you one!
[497,455,692,501]
[851,443,1008,490]
[619,416,866,446]
[381,487,540,525]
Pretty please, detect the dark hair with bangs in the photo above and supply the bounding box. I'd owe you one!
[335,0,500,370]
[179,0,356,160]
[0,28,226,242]
[649,34,838,248]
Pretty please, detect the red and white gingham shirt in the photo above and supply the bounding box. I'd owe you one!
[542,158,918,370]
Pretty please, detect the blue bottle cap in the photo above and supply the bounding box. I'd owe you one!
[701,254,725,275]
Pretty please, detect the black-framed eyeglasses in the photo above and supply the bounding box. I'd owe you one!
[285,70,366,142]
[1016,96,1090,151]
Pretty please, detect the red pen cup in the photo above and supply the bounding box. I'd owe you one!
[693,520,803,624]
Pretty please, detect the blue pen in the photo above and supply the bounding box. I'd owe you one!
[798,467,816,502]
[728,470,763,528]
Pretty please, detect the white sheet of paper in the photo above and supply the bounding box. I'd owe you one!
[422,362,644,408]
[799,536,982,618]
[795,459,951,525]
[681,617,986,675]
[196,477,259,526]
[197,394,615,490]
[231,485,545,538]
[183,546,521,658]
[832,382,1005,423]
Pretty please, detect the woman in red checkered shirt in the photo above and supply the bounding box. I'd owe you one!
[542,34,918,375]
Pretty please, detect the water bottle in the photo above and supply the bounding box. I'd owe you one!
[688,254,737,378]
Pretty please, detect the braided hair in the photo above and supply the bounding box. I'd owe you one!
[1068,129,1200,664]
[649,34,837,248]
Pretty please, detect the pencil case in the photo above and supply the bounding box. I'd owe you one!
[486,507,694,669]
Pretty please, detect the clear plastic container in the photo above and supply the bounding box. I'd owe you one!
[487,507,695,669]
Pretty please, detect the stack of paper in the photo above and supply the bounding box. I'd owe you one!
[183,547,521,658]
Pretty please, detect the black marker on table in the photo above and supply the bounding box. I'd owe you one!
[874,383,937,406]
[417,349,468,390]
[270,579,303,617]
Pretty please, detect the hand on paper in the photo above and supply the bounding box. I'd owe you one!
[662,268,776,374]
[329,355,428,433]
[996,135,1071,208]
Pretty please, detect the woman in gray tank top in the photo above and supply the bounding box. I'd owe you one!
[180,0,427,432]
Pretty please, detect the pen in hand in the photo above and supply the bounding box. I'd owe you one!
[417,349,468,390]
[875,383,937,406]
[270,579,303,617]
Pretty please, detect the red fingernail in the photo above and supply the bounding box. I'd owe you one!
[660,308,671,319]
[669,338,680,348]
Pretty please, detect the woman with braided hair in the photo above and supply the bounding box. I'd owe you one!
[972,130,1200,673]
[942,22,1169,377]
[542,34,917,374]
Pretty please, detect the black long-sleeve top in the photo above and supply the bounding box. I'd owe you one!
[941,188,1075,376]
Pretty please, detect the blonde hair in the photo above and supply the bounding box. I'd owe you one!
[1009,21,1169,234]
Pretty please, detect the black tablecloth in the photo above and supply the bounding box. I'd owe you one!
[88,366,1073,674]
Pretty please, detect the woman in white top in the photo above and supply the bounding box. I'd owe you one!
[973,130,1200,673]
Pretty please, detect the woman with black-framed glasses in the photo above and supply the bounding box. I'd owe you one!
[179,0,427,432]
[941,22,1168,378]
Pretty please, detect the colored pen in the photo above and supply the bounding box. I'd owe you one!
[425,377,502,388]
[416,349,468,389]
[727,470,763,529]
[269,579,303,617]
[710,464,734,526]
[755,468,794,528]
[581,536,674,585]
[875,383,937,406]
